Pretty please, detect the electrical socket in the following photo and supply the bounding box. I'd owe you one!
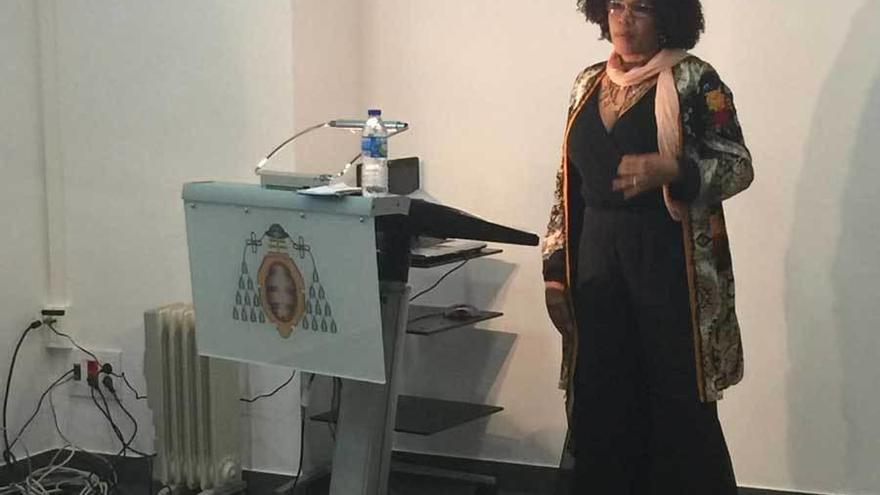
[69,348,123,398]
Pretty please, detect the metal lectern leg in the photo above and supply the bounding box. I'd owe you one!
[328,281,409,495]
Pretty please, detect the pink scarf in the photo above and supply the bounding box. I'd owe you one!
[606,49,689,221]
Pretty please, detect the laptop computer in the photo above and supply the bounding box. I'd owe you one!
[410,238,487,262]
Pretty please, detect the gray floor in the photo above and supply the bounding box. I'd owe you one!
[1,450,808,495]
[119,475,801,495]
[108,456,805,495]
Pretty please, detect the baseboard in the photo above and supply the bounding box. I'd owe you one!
[392,450,559,493]
[392,451,825,495]
[739,490,816,495]
[0,448,835,495]
[740,490,831,495]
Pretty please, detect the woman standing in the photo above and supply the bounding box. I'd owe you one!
[542,0,753,492]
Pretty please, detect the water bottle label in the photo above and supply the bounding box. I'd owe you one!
[361,136,387,158]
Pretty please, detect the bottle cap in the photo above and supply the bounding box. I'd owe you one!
[368,109,382,116]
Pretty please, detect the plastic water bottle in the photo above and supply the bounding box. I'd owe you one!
[361,109,389,196]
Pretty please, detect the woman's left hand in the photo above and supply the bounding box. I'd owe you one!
[612,153,681,199]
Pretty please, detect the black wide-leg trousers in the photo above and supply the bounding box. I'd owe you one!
[571,208,737,495]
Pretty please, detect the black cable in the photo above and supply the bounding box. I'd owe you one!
[104,375,140,457]
[110,391,139,456]
[288,406,307,495]
[93,385,151,459]
[109,371,146,400]
[47,321,152,457]
[90,385,122,434]
[48,383,120,490]
[100,373,143,458]
[409,260,470,303]
[2,319,43,467]
[324,378,336,441]
[45,321,100,364]
[47,318,144,457]
[2,319,133,491]
[7,370,75,453]
[240,370,297,403]
[44,323,152,460]
[328,378,343,442]
[90,385,129,456]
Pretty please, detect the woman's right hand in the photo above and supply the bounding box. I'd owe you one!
[545,281,575,335]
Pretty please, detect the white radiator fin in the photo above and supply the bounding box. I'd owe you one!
[144,304,242,491]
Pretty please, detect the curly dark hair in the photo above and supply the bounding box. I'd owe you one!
[576,0,705,49]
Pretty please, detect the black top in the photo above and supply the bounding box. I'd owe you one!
[542,84,702,284]
[567,86,665,208]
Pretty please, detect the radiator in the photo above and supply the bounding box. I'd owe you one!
[144,304,243,492]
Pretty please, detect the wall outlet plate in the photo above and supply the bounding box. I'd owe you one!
[41,305,73,350]
[69,348,123,398]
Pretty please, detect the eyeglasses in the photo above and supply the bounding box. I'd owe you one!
[608,1,655,19]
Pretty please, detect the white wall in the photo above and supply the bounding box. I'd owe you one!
[34,0,301,475]
[356,0,880,494]
[1,0,360,479]
[0,0,55,459]
[708,2,880,493]
[6,0,879,492]
[291,0,364,173]
[362,0,591,466]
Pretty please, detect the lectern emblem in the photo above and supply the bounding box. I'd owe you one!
[233,223,338,338]
[257,250,305,337]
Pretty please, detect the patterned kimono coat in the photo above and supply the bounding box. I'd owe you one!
[542,55,754,444]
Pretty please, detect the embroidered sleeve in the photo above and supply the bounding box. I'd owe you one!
[683,68,754,204]
[542,160,567,268]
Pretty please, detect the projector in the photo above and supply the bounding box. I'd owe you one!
[259,170,334,190]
